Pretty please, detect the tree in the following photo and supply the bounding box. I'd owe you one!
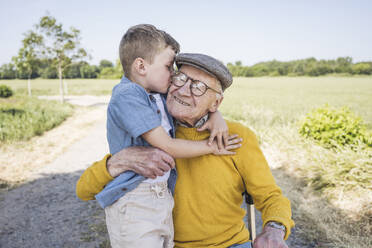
[80,63,99,78]
[36,15,88,102]
[0,63,17,79]
[99,59,123,79]
[99,59,114,69]
[352,63,372,75]
[12,31,43,96]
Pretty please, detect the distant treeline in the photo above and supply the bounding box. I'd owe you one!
[1,56,372,80]
[0,59,123,80]
[227,57,372,77]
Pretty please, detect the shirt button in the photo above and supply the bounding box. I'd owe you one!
[149,95,155,101]
[157,110,160,114]
[122,188,127,191]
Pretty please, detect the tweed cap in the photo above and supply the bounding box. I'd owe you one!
[175,53,233,91]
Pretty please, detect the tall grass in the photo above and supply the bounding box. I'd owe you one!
[219,77,372,247]
[0,96,74,143]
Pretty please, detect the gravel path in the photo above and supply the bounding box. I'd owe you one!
[0,107,110,248]
[0,96,312,248]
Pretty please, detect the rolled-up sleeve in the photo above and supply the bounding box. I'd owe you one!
[76,154,114,201]
[108,85,161,139]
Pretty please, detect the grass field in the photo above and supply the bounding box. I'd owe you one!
[0,78,118,96]
[1,76,371,124]
[1,76,371,247]
[0,96,74,143]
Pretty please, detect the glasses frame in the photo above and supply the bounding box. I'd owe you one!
[171,71,222,97]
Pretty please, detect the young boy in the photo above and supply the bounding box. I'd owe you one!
[96,24,240,248]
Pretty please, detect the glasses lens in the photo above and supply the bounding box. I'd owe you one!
[172,72,187,87]
[191,81,207,96]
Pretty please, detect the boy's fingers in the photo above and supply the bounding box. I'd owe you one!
[221,150,236,155]
[197,122,208,132]
[217,133,223,150]
[225,144,242,150]
[228,138,243,145]
[208,132,216,146]
[223,131,229,147]
[228,134,239,140]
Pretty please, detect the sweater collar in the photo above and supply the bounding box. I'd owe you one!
[175,114,209,128]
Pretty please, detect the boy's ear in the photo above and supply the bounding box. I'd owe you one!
[132,57,147,76]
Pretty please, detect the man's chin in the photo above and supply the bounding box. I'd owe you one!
[168,106,188,121]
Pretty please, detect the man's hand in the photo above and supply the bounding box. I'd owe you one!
[253,225,288,248]
[106,147,175,179]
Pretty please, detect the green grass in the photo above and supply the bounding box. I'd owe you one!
[220,77,372,191]
[219,77,372,247]
[0,96,74,143]
[220,76,372,128]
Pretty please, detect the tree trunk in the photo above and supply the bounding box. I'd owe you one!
[27,76,32,97]
[58,64,64,103]
[63,79,68,95]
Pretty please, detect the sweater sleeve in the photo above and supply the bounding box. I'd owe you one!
[233,125,295,240]
[76,154,114,201]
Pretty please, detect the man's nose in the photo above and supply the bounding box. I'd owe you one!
[177,80,192,97]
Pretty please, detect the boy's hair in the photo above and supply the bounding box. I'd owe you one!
[119,24,180,78]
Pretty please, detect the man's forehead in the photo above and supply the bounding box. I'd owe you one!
[180,65,215,79]
[179,65,220,87]
[175,53,232,91]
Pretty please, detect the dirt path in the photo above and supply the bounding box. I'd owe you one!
[0,105,110,247]
[0,96,312,248]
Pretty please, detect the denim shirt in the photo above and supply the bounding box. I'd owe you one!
[95,76,177,208]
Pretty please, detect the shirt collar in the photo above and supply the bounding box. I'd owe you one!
[176,114,209,128]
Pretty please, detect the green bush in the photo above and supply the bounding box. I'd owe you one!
[0,97,73,142]
[0,85,13,98]
[299,105,371,149]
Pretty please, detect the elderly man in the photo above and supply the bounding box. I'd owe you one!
[76,53,294,248]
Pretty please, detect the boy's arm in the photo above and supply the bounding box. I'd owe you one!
[197,110,229,149]
[142,126,241,158]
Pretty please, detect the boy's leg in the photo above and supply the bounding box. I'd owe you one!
[105,182,174,248]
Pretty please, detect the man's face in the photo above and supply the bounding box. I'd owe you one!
[166,65,223,126]
[145,46,175,94]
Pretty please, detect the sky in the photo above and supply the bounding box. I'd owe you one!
[1,0,372,66]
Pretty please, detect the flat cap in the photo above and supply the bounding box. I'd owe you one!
[175,53,233,91]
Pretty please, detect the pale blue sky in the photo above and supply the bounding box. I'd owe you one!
[1,0,371,66]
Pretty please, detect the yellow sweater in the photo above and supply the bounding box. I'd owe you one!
[173,122,294,247]
[76,121,294,247]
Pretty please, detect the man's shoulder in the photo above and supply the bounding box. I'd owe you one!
[226,120,257,139]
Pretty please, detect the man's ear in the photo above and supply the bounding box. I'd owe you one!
[209,94,224,113]
[132,57,147,76]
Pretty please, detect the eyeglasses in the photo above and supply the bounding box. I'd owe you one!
[171,71,222,97]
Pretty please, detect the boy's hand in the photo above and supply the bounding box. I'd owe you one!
[197,111,229,150]
[211,134,242,155]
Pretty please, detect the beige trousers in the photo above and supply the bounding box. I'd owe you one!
[105,181,174,248]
